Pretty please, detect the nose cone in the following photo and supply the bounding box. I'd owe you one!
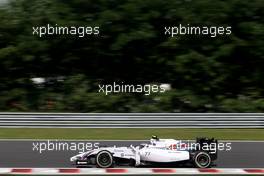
[70,156,78,162]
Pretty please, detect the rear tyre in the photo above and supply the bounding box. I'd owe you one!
[193,151,211,168]
[129,158,136,166]
[96,150,114,168]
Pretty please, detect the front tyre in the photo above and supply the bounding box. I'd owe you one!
[193,152,211,168]
[96,150,114,168]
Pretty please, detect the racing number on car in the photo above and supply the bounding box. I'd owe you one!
[145,152,151,157]
[169,144,187,150]
[169,144,177,150]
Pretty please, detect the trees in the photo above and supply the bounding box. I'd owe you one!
[0,0,263,112]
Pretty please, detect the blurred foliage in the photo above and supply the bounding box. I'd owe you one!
[0,0,263,112]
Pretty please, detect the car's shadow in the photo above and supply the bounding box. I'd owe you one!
[75,163,217,168]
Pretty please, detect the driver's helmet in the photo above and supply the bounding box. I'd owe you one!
[151,135,159,140]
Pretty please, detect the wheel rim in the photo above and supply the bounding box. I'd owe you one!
[197,154,209,167]
[98,152,112,167]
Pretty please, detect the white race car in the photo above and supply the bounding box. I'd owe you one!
[70,136,217,168]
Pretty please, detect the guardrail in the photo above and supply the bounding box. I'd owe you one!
[0,113,263,128]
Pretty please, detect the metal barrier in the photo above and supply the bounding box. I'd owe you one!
[0,113,263,128]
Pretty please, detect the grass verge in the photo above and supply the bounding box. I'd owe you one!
[0,128,263,140]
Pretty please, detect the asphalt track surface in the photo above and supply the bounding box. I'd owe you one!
[0,140,263,168]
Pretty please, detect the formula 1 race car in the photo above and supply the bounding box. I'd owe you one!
[70,136,217,168]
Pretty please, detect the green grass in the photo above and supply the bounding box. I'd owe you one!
[0,128,263,140]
